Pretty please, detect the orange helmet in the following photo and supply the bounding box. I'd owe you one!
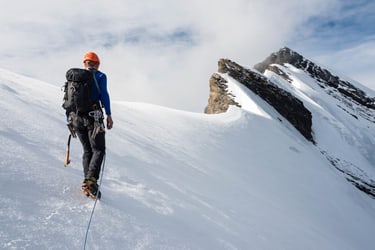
[83,51,100,64]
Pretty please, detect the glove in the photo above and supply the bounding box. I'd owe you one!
[107,115,113,129]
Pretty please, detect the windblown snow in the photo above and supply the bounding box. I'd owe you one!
[1,67,374,249]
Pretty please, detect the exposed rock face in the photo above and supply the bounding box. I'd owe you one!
[205,73,241,114]
[255,47,375,111]
[206,58,313,142]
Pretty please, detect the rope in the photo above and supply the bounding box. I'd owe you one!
[83,153,106,250]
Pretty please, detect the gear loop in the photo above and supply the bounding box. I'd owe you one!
[88,109,105,138]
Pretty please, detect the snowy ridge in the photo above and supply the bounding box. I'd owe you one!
[1,69,375,249]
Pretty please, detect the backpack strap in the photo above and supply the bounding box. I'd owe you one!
[89,68,101,95]
[89,68,103,110]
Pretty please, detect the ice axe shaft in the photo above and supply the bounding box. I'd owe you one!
[64,134,72,167]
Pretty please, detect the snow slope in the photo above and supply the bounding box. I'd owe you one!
[1,68,375,249]
[263,63,375,184]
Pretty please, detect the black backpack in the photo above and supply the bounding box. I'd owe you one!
[62,68,94,114]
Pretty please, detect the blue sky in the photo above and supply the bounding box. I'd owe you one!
[290,0,375,94]
[295,0,375,49]
[0,0,374,112]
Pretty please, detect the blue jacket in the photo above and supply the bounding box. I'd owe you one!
[91,69,111,116]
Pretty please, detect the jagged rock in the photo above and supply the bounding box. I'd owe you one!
[212,58,313,142]
[205,73,241,114]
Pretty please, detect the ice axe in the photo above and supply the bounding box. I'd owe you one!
[64,123,76,167]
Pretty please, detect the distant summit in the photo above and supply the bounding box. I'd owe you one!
[254,47,304,73]
[255,47,375,112]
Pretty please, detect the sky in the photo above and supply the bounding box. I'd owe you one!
[0,0,374,112]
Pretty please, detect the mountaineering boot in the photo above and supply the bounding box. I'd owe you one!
[86,177,101,199]
[81,180,90,197]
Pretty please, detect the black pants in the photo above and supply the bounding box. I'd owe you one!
[73,114,105,181]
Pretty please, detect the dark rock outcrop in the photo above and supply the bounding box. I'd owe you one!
[206,58,313,142]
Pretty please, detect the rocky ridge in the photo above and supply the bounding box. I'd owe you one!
[206,58,313,142]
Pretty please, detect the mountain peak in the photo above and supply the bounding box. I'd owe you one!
[254,47,303,73]
[255,47,375,111]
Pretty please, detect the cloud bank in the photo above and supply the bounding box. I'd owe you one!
[0,0,374,112]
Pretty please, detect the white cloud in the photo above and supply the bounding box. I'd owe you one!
[0,0,373,112]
